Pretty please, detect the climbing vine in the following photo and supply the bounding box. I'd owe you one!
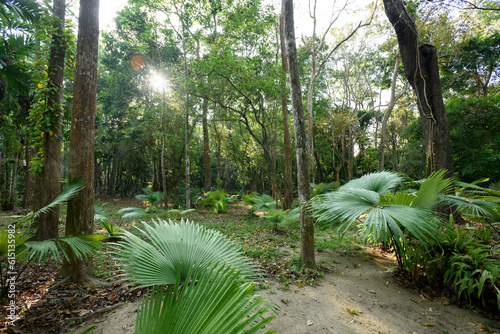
[27,13,76,176]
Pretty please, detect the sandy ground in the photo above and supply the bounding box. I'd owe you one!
[76,248,499,334]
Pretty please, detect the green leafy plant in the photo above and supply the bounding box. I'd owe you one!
[198,190,229,213]
[311,170,447,269]
[418,221,500,309]
[135,264,277,334]
[260,209,286,230]
[242,192,259,206]
[311,182,340,197]
[0,178,102,296]
[111,219,277,333]
[250,194,275,214]
[135,188,164,204]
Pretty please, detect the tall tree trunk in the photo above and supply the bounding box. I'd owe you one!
[383,0,454,177]
[108,146,118,195]
[347,126,354,181]
[22,96,35,210]
[379,53,402,171]
[202,98,211,192]
[61,0,99,283]
[279,14,294,210]
[34,0,66,241]
[161,87,168,209]
[283,0,315,269]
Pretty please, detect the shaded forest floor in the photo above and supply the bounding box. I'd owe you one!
[1,197,499,333]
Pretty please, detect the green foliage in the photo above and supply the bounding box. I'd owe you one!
[112,218,277,332]
[242,192,259,205]
[311,182,340,197]
[311,171,446,268]
[417,222,500,309]
[20,235,103,265]
[118,207,147,221]
[446,95,500,184]
[250,194,275,213]
[135,264,277,334]
[198,190,229,213]
[135,188,164,204]
[442,31,500,96]
[26,13,76,175]
[111,219,260,287]
[260,209,286,230]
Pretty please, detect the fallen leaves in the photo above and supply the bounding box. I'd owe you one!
[307,319,313,326]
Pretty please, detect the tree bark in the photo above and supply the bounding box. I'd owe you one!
[283,0,315,268]
[379,53,402,171]
[202,97,211,192]
[383,0,454,177]
[61,0,99,283]
[34,0,66,241]
[279,14,294,211]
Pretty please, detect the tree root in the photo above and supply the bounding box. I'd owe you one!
[59,302,124,334]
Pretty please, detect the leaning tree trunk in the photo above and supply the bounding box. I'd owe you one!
[383,0,453,177]
[283,0,315,269]
[34,0,66,241]
[61,0,99,283]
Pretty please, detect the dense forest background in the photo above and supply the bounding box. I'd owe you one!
[0,0,499,210]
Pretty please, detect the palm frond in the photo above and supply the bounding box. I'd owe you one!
[118,207,147,220]
[411,170,454,209]
[22,235,103,264]
[135,263,278,334]
[251,194,275,213]
[442,195,500,222]
[28,178,85,222]
[111,219,261,288]
[341,171,403,195]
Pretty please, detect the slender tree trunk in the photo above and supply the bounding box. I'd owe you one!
[279,14,294,210]
[283,0,315,268]
[34,0,66,241]
[22,96,35,210]
[161,87,168,209]
[108,146,118,195]
[383,0,454,177]
[347,127,354,181]
[61,0,99,283]
[379,53,401,171]
[202,98,211,192]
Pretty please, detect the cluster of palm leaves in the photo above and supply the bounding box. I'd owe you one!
[0,178,103,295]
[310,170,500,308]
[111,219,278,333]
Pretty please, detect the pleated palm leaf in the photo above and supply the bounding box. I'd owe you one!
[311,171,448,268]
[111,219,260,287]
[135,263,277,334]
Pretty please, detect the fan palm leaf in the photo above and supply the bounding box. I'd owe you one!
[112,219,260,287]
[311,171,441,266]
[135,264,278,334]
[20,235,103,264]
[341,171,403,195]
[118,207,147,220]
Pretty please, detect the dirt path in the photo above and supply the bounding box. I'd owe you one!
[80,248,498,334]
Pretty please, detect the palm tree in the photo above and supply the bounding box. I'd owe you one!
[112,219,278,333]
[311,171,451,269]
[0,0,41,95]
